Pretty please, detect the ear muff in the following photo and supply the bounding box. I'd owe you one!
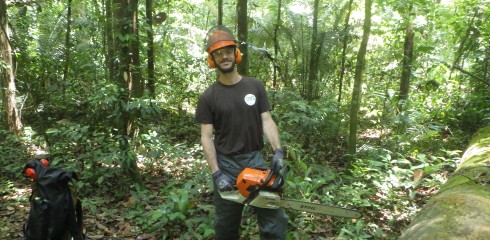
[207,54,216,68]
[234,48,242,64]
[207,47,242,68]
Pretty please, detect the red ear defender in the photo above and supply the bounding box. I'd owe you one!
[235,48,242,64]
[26,168,36,180]
[40,158,49,167]
[24,159,49,180]
[207,54,216,68]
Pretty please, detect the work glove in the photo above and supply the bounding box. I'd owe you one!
[212,170,234,192]
[271,148,284,173]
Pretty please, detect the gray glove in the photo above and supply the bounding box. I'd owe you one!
[271,148,284,173]
[212,170,234,191]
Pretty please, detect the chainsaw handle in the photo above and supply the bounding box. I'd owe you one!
[271,165,289,190]
[272,161,281,175]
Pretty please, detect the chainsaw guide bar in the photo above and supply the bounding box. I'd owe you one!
[219,167,363,219]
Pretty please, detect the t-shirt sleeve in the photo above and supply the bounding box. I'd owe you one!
[195,91,213,124]
[257,80,271,113]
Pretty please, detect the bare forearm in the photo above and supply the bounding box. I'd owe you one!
[200,124,219,173]
[262,112,281,151]
[201,136,219,173]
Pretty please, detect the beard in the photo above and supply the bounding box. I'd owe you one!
[216,60,235,73]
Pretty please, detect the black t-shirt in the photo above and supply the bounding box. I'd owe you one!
[196,77,271,155]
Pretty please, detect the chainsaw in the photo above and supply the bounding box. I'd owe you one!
[219,165,362,219]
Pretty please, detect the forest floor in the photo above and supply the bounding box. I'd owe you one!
[0,143,426,239]
[1,172,190,240]
[0,167,411,240]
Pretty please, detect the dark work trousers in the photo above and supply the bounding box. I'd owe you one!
[214,151,289,240]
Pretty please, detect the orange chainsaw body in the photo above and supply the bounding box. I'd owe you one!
[236,168,277,197]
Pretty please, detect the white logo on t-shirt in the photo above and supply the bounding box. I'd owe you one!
[244,94,256,106]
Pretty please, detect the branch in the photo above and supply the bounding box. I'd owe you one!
[433,58,490,87]
[6,0,43,8]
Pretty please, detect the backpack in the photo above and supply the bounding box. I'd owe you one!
[22,158,85,240]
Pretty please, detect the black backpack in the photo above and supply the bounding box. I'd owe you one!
[22,159,85,240]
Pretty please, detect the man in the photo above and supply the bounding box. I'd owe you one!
[196,25,289,240]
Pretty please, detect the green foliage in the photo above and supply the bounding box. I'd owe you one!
[272,89,342,160]
[122,174,215,239]
[0,130,31,179]
[455,91,490,133]
[1,0,489,238]
[276,126,461,239]
[43,123,121,184]
[338,220,382,239]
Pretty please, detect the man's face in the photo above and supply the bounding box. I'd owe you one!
[212,46,236,73]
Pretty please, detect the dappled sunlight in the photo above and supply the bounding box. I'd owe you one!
[358,128,391,139]
[460,145,490,162]
[1,0,487,238]
[3,185,30,201]
[0,181,31,238]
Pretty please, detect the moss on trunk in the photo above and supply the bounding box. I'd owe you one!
[400,126,490,240]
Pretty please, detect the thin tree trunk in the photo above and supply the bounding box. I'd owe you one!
[337,0,353,104]
[450,10,478,80]
[146,0,155,98]
[113,0,131,134]
[0,0,23,136]
[129,0,142,98]
[400,126,490,239]
[398,6,414,114]
[236,0,248,76]
[300,18,307,97]
[348,0,372,156]
[217,0,223,25]
[131,0,143,98]
[306,0,320,101]
[484,44,489,82]
[62,0,72,100]
[272,0,282,89]
[105,0,116,82]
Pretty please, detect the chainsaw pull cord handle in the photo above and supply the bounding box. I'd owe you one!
[243,167,275,204]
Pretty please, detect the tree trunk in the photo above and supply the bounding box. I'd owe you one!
[146,0,155,98]
[306,0,320,101]
[236,0,248,76]
[113,0,143,188]
[450,10,479,81]
[337,0,354,104]
[105,0,116,83]
[61,0,72,100]
[400,126,490,239]
[129,0,143,98]
[348,0,372,156]
[272,0,282,89]
[0,0,23,136]
[398,6,414,113]
[217,0,223,25]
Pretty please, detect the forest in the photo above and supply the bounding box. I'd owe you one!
[1,0,489,239]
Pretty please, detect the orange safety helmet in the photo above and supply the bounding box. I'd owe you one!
[204,25,242,68]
